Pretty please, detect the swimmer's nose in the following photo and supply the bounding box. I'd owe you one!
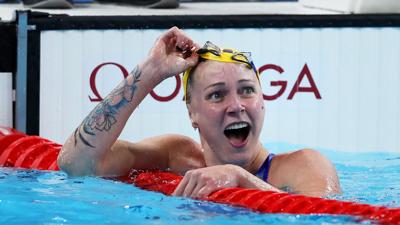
[226,95,245,115]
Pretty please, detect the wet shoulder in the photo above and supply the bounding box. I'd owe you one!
[267,149,328,188]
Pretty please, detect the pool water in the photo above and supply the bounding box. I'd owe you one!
[0,143,399,225]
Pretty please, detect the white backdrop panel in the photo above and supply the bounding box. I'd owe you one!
[40,28,400,152]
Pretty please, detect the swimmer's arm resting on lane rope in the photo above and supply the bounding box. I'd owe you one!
[57,27,200,177]
[98,135,205,177]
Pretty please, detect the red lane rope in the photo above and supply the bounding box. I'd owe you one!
[0,126,399,225]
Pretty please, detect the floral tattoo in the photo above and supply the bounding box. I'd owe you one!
[75,66,141,148]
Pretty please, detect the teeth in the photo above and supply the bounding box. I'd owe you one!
[225,122,248,130]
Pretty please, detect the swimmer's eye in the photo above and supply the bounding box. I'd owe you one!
[240,86,256,96]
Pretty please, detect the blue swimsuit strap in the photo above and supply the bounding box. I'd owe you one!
[255,153,275,182]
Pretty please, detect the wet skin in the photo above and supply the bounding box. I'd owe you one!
[187,60,266,170]
[58,27,341,199]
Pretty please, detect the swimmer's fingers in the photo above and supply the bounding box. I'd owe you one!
[160,26,182,42]
[187,172,222,199]
[184,50,199,68]
[162,27,200,58]
[162,27,194,49]
[190,180,213,199]
[172,54,198,72]
[173,165,239,199]
[165,35,177,54]
[181,174,198,197]
[172,171,195,197]
[172,43,199,70]
[172,176,187,196]
[173,170,208,198]
[196,186,215,200]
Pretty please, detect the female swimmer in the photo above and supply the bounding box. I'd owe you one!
[58,27,341,198]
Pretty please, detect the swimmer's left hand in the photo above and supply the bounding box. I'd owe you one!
[172,164,244,199]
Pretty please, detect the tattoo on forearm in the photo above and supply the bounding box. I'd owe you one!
[73,128,78,147]
[78,130,95,148]
[75,66,142,148]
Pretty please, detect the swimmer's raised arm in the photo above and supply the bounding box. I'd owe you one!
[58,27,200,176]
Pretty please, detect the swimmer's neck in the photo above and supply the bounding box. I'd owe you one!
[243,144,268,175]
[200,139,268,173]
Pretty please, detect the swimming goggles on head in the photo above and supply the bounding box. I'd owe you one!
[195,41,258,75]
[183,41,259,102]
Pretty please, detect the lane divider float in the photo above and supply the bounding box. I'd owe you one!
[0,126,399,225]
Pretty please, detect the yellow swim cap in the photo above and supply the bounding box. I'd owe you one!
[183,41,259,102]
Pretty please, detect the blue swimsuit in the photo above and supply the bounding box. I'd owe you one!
[255,153,275,183]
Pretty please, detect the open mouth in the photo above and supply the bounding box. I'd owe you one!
[224,122,251,147]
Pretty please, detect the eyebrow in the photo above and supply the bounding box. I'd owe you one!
[238,79,255,84]
[204,82,225,91]
[203,79,256,91]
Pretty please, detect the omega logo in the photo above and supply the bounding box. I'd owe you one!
[89,62,321,102]
[259,63,321,101]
